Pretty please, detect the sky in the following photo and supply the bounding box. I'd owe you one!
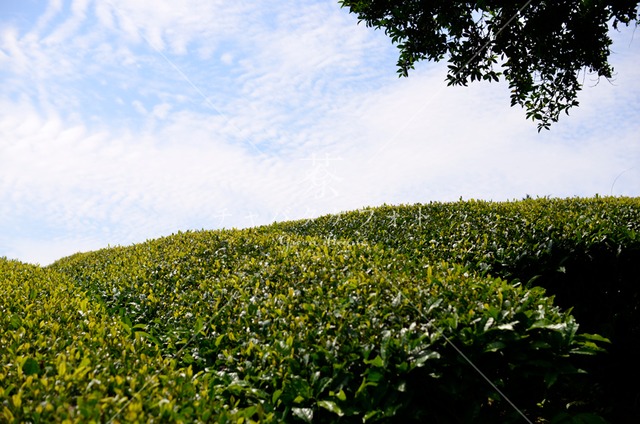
[1,0,639,266]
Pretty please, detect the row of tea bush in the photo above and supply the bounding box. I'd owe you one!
[2,196,638,422]
[274,196,640,421]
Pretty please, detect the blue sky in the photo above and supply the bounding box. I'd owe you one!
[1,0,639,265]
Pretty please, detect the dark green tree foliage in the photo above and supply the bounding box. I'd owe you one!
[339,0,639,130]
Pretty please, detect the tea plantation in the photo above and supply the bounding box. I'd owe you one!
[2,197,639,423]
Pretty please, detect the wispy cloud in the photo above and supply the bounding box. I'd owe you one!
[1,0,638,265]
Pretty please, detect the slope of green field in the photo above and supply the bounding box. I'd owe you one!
[274,196,640,422]
[2,197,638,423]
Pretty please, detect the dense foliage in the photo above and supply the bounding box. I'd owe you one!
[0,259,223,422]
[339,0,640,130]
[275,196,640,421]
[2,196,638,422]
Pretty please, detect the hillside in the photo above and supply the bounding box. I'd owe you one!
[2,197,639,423]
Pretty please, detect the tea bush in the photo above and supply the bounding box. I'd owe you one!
[50,229,605,422]
[4,196,637,422]
[274,196,640,421]
[0,258,272,423]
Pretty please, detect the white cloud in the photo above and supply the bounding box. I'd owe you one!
[103,0,256,54]
[41,0,90,46]
[132,100,147,115]
[33,0,64,36]
[152,103,172,119]
[0,0,638,265]
[220,52,233,65]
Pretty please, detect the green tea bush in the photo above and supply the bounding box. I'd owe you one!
[50,229,606,422]
[274,196,640,421]
[0,258,270,423]
[4,197,632,423]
